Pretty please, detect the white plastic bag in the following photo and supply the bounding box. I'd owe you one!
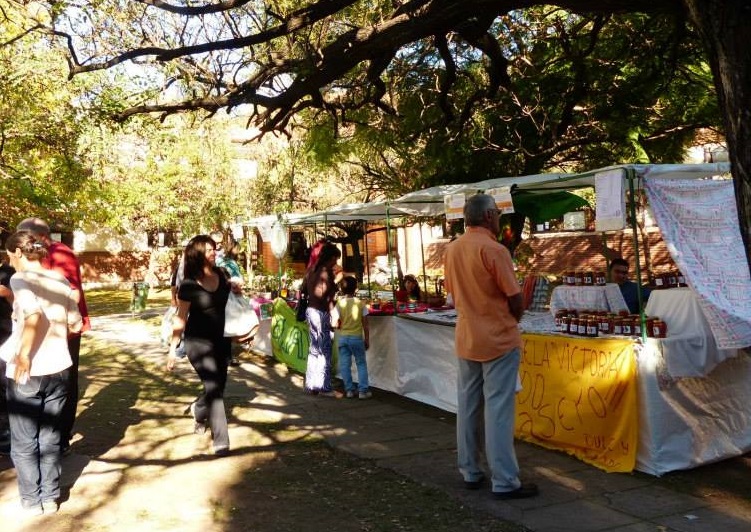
[160,307,177,346]
[224,292,260,339]
[161,306,186,358]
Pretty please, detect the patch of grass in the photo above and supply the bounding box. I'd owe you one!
[86,288,173,317]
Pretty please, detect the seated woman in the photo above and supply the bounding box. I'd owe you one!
[401,275,422,301]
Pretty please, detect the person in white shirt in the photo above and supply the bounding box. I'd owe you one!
[3,231,82,516]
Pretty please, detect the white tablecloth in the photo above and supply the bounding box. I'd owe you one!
[362,313,751,475]
[550,284,629,316]
[644,288,738,377]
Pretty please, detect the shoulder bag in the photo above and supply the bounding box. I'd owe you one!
[296,275,309,322]
[224,292,260,340]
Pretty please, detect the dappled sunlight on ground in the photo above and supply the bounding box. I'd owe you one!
[0,311,322,531]
[1,300,749,531]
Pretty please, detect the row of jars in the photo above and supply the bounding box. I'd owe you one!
[563,269,689,289]
[562,271,607,286]
[652,270,687,289]
[554,309,668,338]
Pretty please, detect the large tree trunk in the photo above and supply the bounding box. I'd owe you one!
[684,0,751,275]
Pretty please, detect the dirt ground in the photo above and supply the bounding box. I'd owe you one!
[0,312,522,532]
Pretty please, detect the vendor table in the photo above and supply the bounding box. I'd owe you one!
[269,300,751,475]
[389,311,751,475]
[645,287,738,377]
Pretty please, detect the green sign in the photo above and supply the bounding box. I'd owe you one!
[270,298,338,374]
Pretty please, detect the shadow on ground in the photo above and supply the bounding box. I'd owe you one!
[0,311,749,532]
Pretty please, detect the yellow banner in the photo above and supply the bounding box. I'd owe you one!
[515,334,638,472]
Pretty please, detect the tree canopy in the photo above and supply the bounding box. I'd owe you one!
[0,3,97,231]
[299,8,719,196]
[2,0,750,268]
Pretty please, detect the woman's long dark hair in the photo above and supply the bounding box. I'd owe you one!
[402,274,421,299]
[183,235,215,280]
[314,242,341,271]
[5,230,47,261]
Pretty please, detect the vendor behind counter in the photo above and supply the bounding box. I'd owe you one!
[609,258,651,314]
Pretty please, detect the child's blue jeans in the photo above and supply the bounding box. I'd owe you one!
[338,335,369,393]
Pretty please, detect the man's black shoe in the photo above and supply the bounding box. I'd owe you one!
[464,474,485,490]
[492,483,539,500]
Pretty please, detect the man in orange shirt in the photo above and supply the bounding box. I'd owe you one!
[444,194,538,499]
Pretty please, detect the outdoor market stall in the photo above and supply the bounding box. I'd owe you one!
[256,163,751,475]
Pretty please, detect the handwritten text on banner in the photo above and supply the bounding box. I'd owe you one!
[515,334,638,473]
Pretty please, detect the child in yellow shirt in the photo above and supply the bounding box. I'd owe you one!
[335,276,371,399]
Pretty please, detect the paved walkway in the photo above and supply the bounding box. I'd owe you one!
[1,311,750,531]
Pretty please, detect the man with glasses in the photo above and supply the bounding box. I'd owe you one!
[444,194,538,500]
[609,258,651,314]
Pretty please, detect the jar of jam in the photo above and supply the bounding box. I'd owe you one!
[612,318,623,335]
[554,310,563,330]
[595,271,607,286]
[568,317,579,335]
[653,272,665,290]
[598,314,611,334]
[667,271,678,289]
[586,317,598,337]
[577,317,587,336]
[565,271,576,286]
[645,317,656,337]
[583,271,594,285]
[621,318,632,336]
[574,271,584,286]
[652,319,668,338]
[677,271,686,287]
[632,316,642,336]
[560,315,571,333]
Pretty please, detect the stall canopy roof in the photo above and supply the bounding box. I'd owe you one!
[242,201,415,228]
[389,163,731,217]
[240,163,731,225]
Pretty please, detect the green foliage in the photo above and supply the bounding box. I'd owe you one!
[298,9,721,194]
[0,3,725,242]
[86,113,242,234]
[0,2,255,236]
[0,6,98,230]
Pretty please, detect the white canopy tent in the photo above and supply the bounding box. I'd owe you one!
[240,163,738,304]
[242,163,732,228]
[388,163,733,215]
[245,163,751,475]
